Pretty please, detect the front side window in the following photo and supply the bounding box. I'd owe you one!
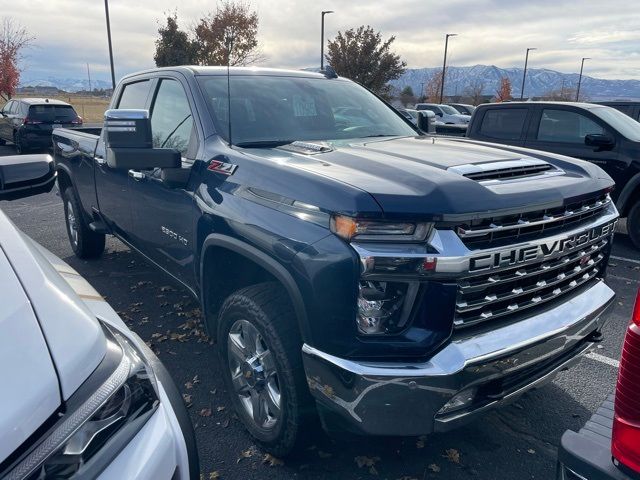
[197,75,416,145]
[440,105,460,115]
[479,108,527,140]
[117,80,151,110]
[150,79,194,155]
[537,109,604,143]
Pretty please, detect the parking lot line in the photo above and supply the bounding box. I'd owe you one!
[610,255,640,265]
[585,352,620,368]
[609,274,640,283]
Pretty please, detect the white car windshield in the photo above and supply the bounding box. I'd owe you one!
[440,105,462,115]
[197,75,417,146]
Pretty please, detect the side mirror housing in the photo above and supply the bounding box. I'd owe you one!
[0,154,56,201]
[104,109,181,170]
[585,133,615,150]
[417,111,436,134]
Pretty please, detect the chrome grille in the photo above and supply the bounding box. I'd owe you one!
[457,193,611,248]
[455,238,610,328]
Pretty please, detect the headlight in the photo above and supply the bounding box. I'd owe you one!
[356,281,420,335]
[5,327,159,480]
[330,215,432,242]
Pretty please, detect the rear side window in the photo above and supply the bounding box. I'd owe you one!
[537,109,604,143]
[479,108,527,140]
[28,105,78,122]
[117,80,151,109]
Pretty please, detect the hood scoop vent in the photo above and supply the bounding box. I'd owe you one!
[449,159,562,183]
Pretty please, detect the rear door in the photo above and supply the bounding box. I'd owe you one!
[469,106,530,146]
[95,78,153,238]
[127,76,199,287]
[524,106,622,184]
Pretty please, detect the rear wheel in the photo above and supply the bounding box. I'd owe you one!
[63,187,105,259]
[217,282,312,457]
[627,200,640,249]
[13,132,24,154]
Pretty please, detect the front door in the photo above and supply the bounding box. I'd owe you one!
[95,78,153,239]
[524,107,623,186]
[127,77,199,288]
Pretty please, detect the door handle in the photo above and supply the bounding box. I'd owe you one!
[95,155,106,166]
[128,169,146,181]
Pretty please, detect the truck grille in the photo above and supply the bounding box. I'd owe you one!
[457,193,611,249]
[455,237,610,328]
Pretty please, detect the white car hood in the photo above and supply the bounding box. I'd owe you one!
[0,212,106,400]
[0,248,61,462]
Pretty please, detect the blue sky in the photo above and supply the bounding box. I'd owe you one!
[6,0,640,83]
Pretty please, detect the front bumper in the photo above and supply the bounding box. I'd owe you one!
[302,279,615,436]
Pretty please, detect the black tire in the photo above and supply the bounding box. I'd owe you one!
[217,282,313,457]
[0,137,6,146]
[62,187,105,259]
[628,200,640,249]
[13,132,24,154]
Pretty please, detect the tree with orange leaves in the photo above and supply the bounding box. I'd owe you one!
[494,77,512,103]
[0,18,33,101]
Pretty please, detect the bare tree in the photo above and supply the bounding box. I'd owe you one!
[424,72,443,103]
[541,87,577,101]
[463,79,485,105]
[0,18,34,100]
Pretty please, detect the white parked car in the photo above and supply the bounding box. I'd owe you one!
[415,103,471,124]
[0,155,198,479]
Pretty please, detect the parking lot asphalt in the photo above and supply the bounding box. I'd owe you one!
[1,144,638,480]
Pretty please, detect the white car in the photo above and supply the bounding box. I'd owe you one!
[415,103,471,124]
[0,155,198,479]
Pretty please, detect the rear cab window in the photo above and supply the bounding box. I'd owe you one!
[478,108,528,140]
[117,80,151,109]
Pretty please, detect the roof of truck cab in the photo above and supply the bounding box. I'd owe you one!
[17,98,71,106]
[477,101,603,110]
[122,66,333,80]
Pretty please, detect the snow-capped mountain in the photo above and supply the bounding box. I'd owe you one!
[19,77,113,92]
[391,65,640,100]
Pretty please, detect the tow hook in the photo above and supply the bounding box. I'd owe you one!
[587,330,604,343]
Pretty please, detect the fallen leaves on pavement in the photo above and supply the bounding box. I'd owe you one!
[262,454,284,467]
[355,456,381,475]
[443,448,460,464]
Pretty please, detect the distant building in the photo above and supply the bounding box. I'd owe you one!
[16,86,65,96]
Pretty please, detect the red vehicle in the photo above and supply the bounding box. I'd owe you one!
[557,288,640,479]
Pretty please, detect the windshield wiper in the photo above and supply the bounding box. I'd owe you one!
[234,140,295,148]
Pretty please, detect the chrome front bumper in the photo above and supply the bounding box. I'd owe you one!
[302,280,615,436]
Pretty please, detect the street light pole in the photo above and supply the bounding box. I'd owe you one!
[104,0,116,90]
[520,47,536,100]
[576,57,590,102]
[320,10,334,70]
[439,33,457,104]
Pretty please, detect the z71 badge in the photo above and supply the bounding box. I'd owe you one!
[207,158,237,176]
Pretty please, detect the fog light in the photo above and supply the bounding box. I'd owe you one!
[438,388,477,415]
[356,281,406,334]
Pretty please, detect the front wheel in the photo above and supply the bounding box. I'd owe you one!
[217,283,312,457]
[63,187,105,259]
[627,200,640,249]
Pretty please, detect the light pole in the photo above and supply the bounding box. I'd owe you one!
[104,0,116,90]
[576,57,590,101]
[439,33,457,104]
[520,47,536,100]
[320,10,334,70]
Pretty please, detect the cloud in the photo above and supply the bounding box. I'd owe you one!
[4,0,640,82]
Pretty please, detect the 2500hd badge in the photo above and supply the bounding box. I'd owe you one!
[469,220,617,272]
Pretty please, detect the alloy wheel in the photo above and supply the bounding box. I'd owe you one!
[227,319,282,430]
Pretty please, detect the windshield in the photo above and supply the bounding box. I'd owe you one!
[590,106,640,142]
[197,75,417,145]
[440,105,462,115]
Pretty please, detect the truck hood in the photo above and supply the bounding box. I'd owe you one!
[0,211,106,461]
[272,136,614,220]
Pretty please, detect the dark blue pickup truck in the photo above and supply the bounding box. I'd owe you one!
[53,66,619,456]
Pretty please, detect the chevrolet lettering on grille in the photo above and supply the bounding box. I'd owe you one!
[469,220,617,272]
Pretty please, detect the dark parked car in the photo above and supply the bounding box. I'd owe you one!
[0,98,82,154]
[557,288,640,480]
[466,101,640,248]
[447,103,476,116]
[596,102,640,122]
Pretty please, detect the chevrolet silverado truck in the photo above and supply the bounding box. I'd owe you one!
[52,66,619,456]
